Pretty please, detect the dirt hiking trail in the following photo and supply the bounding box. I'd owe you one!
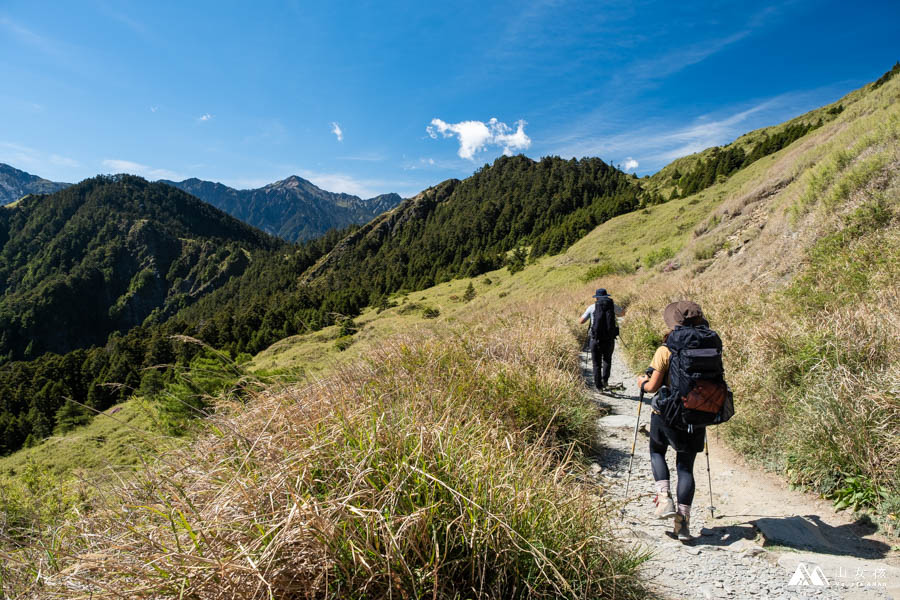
[582,345,900,600]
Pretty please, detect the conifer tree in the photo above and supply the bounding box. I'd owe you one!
[463,282,476,303]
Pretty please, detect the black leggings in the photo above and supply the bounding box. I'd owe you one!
[649,414,703,505]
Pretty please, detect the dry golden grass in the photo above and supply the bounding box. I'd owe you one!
[1,298,648,599]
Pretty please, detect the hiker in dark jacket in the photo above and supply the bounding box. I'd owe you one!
[636,301,708,542]
[579,288,618,390]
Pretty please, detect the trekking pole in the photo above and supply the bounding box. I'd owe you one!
[622,383,645,512]
[704,430,716,518]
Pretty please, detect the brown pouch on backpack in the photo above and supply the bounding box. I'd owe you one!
[682,380,727,413]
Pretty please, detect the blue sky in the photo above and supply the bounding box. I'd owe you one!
[1,1,898,198]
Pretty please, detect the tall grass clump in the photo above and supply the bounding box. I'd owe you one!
[642,246,675,269]
[1,303,648,599]
[581,260,636,282]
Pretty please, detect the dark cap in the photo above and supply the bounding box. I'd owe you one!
[593,288,608,298]
[663,301,706,329]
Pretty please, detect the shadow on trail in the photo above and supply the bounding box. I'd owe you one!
[690,523,760,547]
[598,390,647,403]
[596,445,634,472]
[753,515,891,559]
[691,515,892,559]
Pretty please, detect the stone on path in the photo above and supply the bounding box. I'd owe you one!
[756,516,837,552]
[722,538,766,556]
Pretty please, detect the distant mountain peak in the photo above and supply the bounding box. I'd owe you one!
[267,175,315,191]
[0,163,70,205]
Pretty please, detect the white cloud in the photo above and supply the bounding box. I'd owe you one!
[331,122,343,142]
[150,105,159,113]
[427,117,532,160]
[622,157,639,171]
[198,113,213,122]
[101,158,184,181]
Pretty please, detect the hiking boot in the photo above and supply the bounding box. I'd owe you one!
[674,513,692,542]
[653,493,676,519]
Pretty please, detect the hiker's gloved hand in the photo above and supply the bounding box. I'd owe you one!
[638,368,659,394]
[637,374,649,391]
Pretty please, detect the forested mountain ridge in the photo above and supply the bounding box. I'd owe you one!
[303,154,646,292]
[0,163,70,205]
[0,175,283,362]
[161,175,403,242]
[639,95,852,200]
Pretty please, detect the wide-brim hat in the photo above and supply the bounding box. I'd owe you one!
[593,288,608,298]
[663,301,706,329]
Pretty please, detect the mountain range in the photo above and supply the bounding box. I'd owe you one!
[0,164,403,243]
[160,176,403,242]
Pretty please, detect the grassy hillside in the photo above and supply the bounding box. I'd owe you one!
[607,71,900,522]
[1,290,649,599]
[0,399,165,477]
[638,93,853,201]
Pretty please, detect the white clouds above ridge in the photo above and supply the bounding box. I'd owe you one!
[101,159,184,181]
[427,118,531,160]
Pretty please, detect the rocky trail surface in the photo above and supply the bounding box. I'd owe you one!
[583,345,900,600]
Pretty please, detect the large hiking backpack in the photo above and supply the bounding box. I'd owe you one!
[653,325,734,429]
[590,296,619,341]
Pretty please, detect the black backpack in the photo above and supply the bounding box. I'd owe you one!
[590,296,619,341]
[653,325,734,430]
